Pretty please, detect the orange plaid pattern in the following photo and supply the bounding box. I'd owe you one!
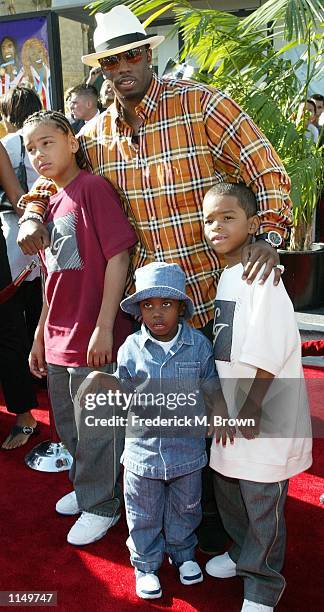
[20,74,292,327]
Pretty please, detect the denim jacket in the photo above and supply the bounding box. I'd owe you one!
[115,322,218,480]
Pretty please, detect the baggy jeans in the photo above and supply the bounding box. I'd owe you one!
[214,472,288,607]
[124,468,202,573]
[47,363,123,518]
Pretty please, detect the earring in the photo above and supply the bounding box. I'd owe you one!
[149,64,153,69]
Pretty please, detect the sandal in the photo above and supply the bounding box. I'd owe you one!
[1,424,39,450]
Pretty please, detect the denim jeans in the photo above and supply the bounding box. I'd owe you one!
[214,472,288,607]
[124,468,202,573]
[47,363,123,518]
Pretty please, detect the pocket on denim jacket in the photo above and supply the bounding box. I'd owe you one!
[176,362,200,394]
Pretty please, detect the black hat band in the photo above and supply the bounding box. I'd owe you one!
[95,32,151,53]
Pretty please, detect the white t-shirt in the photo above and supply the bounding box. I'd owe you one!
[147,324,182,354]
[0,130,40,280]
[210,264,312,483]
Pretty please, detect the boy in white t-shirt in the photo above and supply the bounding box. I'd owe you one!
[202,183,312,612]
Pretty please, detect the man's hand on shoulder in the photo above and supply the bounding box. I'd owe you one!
[241,240,281,286]
[17,220,50,255]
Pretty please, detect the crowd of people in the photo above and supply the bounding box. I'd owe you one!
[0,4,319,610]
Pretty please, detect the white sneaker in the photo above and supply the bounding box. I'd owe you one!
[241,600,274,611]
[205,552,237,578]
[56,491,80,516]
[179,560,203,585]
[135,570,162,599]
[67,511,120,545]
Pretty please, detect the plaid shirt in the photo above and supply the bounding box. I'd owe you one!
[21,73,292,327]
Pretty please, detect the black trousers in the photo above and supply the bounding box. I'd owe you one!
[0,227,38,414]
[15,278,43,351]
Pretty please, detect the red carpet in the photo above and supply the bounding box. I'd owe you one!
[0,368,323,612]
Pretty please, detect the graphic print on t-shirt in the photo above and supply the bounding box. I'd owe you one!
[45,212,84,273]
[213,299,235,362]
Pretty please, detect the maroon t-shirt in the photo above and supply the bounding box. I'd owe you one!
[42,170,137,366]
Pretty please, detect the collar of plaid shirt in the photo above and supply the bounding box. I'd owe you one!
[20,73,292,329]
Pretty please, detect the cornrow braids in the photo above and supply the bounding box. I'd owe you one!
[23,110,87,169]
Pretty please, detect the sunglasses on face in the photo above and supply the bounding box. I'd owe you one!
[99,47,145,72]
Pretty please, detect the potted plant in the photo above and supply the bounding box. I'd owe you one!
[89,0,324,308]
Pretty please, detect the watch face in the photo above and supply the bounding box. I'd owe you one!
[268,231,282,247]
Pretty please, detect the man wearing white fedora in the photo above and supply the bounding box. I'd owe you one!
[17,4,292,554]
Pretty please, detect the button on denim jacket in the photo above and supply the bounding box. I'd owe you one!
[115,322,218,480]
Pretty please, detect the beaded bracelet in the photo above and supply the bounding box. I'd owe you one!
[18,212,44,226]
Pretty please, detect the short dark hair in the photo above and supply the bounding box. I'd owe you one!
[205,183,257,218]
[311,93,324,102]
[0,86,42,129]
[65,84,98,105]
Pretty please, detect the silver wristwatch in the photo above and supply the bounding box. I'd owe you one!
[257,231,283,248]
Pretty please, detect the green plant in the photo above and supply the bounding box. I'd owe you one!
[88,0,324,250]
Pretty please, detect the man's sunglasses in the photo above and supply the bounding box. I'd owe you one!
[99,47,145,72]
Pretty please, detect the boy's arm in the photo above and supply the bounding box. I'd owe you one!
[208,367,274,444]
[17,176,57,254]
[234,275,293,438]
[199,342,235,446]
[206,386,236,447]
[237,368,274,439]
[29,299,49,378]
[18,219,50,255]
[87,250,129,367]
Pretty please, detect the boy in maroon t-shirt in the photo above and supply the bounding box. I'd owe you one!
[26,110,137,546]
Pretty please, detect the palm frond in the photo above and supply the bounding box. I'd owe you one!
[86,1,189,18]
[242,0,324,42]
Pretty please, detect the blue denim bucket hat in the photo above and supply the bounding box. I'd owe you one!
[120,262,194,319]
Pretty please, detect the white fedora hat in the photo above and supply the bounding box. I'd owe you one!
[82,5,165,67]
